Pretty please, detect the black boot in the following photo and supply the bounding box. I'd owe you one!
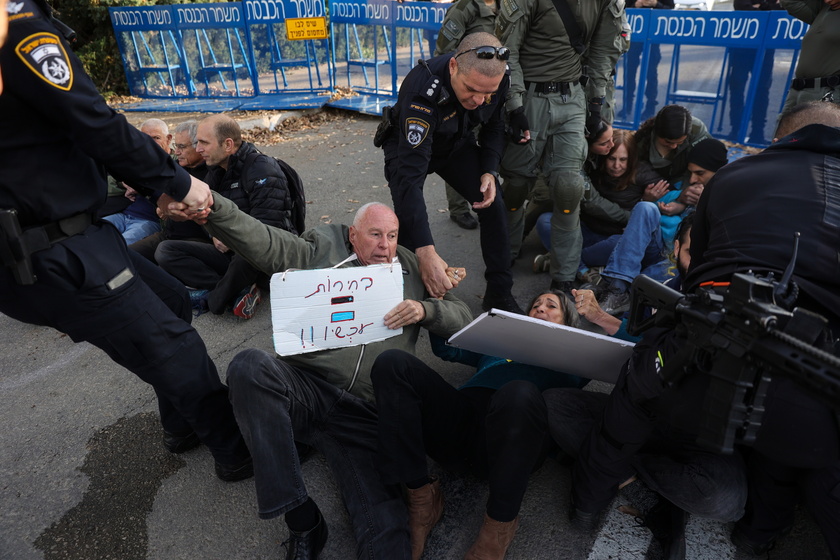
[283,510,328,560]
[635,498,688,560]
[482,288,524,314]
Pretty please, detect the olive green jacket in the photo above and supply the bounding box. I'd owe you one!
[203,193,473,401]
[781,0,840,78]
[435,0,498,55]
[495,0,626,110]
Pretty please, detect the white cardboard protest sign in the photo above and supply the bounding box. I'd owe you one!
[447,309,635,384]
[269,262,404,356]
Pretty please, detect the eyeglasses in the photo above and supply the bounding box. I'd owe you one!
[174,143,196,150]
[454,46,510,61]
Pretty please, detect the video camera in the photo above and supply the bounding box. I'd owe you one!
[627,252,840,455]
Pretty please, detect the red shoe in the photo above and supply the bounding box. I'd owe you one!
[232,284,261,319]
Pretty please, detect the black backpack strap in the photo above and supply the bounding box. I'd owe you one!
[551,0,586,56]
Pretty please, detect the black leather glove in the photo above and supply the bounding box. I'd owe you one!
[585,98,605,139]
[506,107,530,143]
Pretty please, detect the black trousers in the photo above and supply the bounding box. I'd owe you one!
[0,223,249,465]
[737,453,840,559]
[129,230,211,264]
[371,349,550,522]
[155,239,265,314]
[385,141,513,294]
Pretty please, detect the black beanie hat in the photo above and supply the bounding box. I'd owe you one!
[688,138,728,172]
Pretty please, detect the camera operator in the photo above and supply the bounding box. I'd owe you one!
[686,100,840,557]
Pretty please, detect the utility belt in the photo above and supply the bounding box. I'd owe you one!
[0,209,92,285]
[791,75,840,91]
[525,79,579,95]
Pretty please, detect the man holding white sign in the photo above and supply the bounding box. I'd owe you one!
[176,196,471,559]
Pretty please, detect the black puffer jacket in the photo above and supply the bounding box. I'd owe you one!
[206,142,297,233]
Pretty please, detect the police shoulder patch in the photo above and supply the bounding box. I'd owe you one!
[404,117,430,148]
[15,32,74,91]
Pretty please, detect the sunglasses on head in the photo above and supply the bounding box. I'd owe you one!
[454,46,510,61]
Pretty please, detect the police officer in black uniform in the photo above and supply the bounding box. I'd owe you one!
[566,101,840,559]
[686,100,840,558]
[0,0,251,480]
[380,31,521,314]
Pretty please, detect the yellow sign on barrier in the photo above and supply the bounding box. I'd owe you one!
[285,17,328,41]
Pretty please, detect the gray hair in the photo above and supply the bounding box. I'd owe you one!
[174,120,199,144]
[140,118,169,135]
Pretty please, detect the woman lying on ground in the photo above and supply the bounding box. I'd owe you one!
[370,289,587,560]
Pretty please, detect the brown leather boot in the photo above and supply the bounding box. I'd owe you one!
[406,478,444,560]
[464,514,520,560]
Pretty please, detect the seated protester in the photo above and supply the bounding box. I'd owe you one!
[97,173,131,218]
[156,115,300,320]
[571,212,694,342]
[169,197,473,559]
[103,118,173,245]
[634,104,711,198]
[371,290,587,560]
[546,212,748,560]
[534,128,661,281]
[594,138,728,315]
[130,120,212,265]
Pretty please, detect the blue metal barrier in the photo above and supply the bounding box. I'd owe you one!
[615,9,805,146]
[110,6,189,98]
[110,3,805,146]
[240,0,333,109]
[326,0,448,115]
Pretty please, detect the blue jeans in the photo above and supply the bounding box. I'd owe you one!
[602,202,669,285]
[103,212,161,245]
[537,213,613,272]
[226,349,410,560]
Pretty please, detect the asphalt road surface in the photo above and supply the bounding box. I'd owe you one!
[0,109,830,560]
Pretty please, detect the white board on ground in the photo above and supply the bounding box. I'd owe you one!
[447,308,634,383]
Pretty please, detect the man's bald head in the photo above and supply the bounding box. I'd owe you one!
[776,101,840,139]
[200,114,242,146]
[349,203,400,265]
[195,114,243,169]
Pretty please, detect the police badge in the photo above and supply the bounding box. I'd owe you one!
[15,32,74,91]
[405,117,429,148]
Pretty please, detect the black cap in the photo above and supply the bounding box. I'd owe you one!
[688,139,728,172]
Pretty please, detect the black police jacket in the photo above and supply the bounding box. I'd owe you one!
[382,54,509,249]
[0,0,192,228]
[686,123,840,325]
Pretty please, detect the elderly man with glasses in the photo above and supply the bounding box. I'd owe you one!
[130,120,214,266]
[379,31,523,315]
